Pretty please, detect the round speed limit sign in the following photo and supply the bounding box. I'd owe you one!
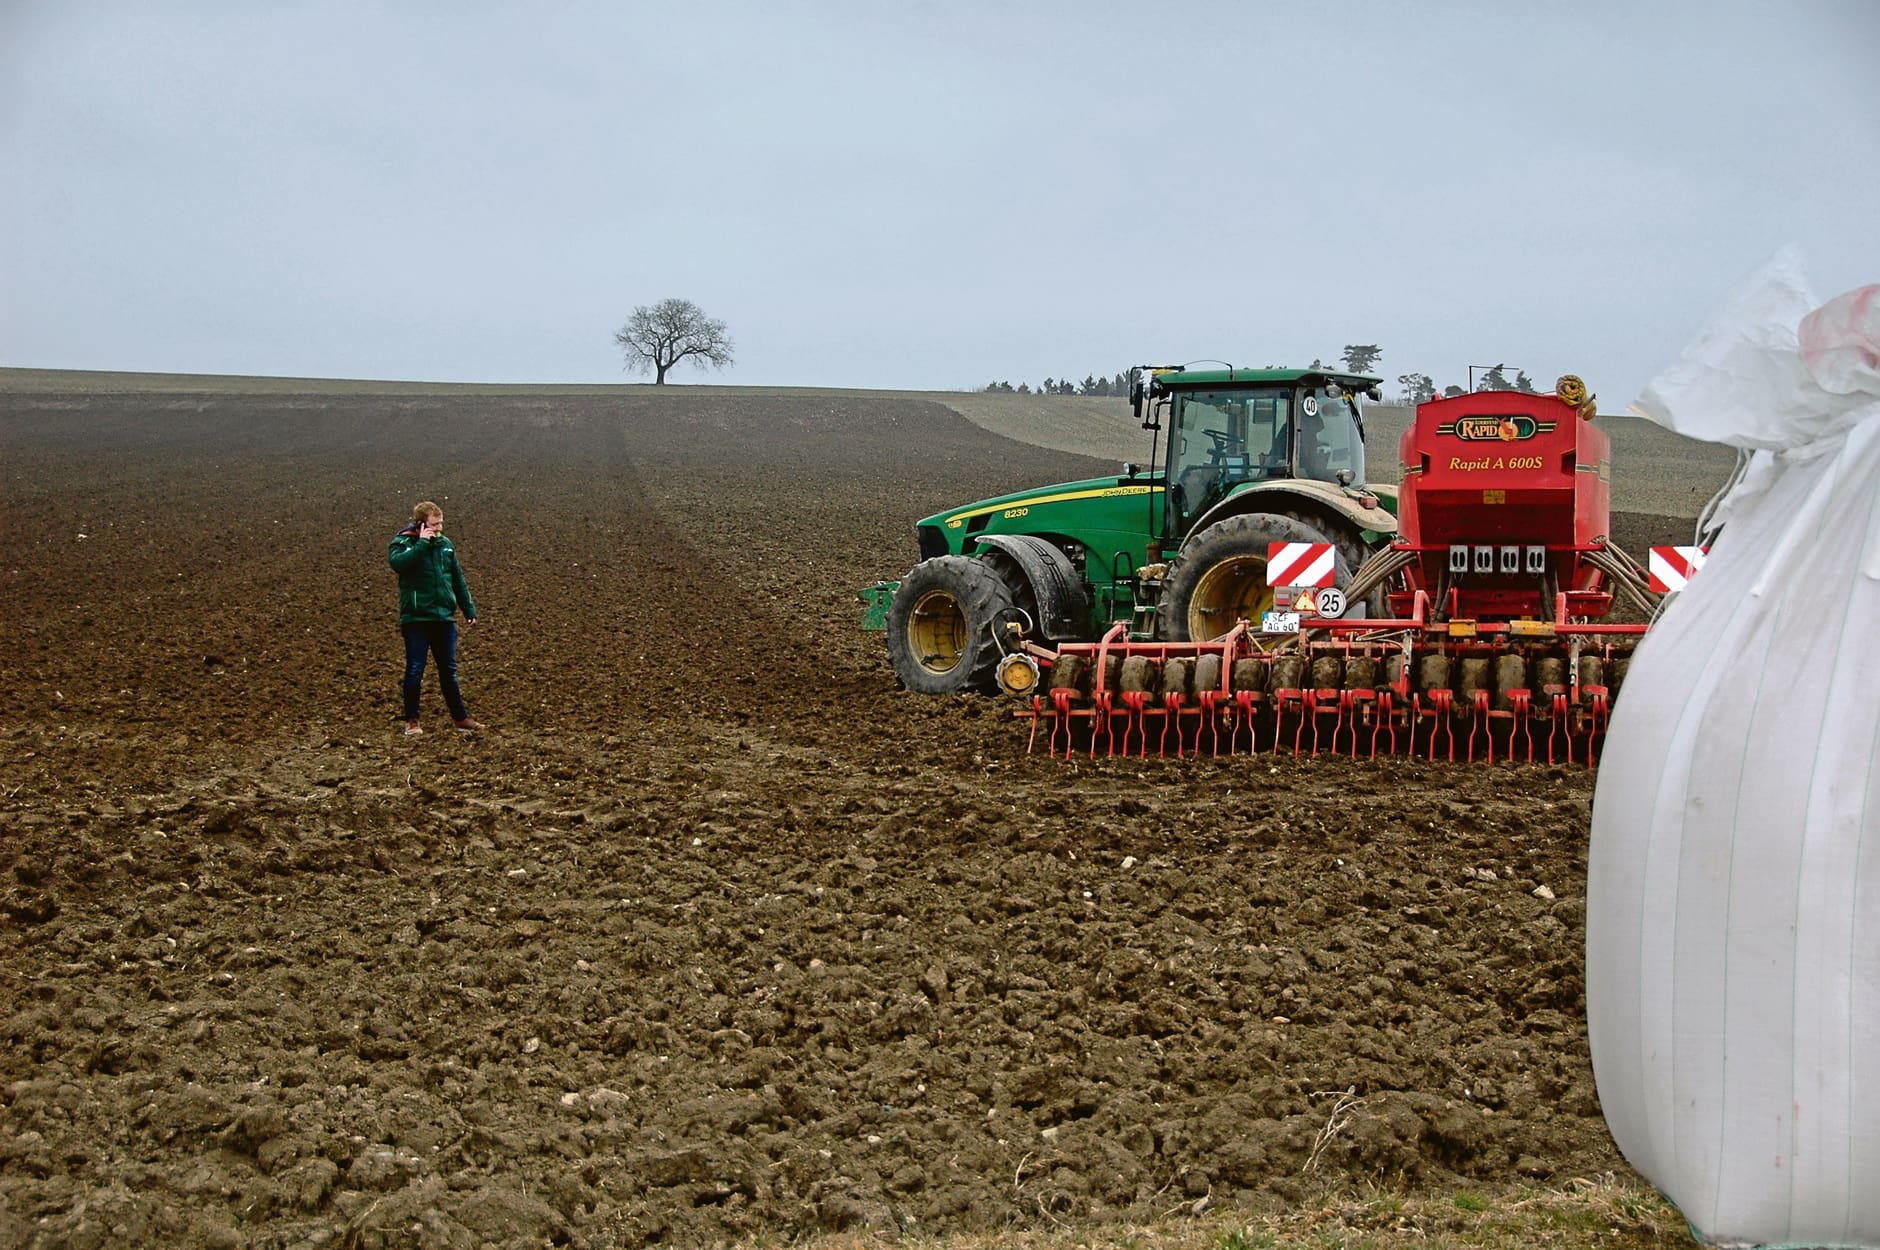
[1315,587,1347,619]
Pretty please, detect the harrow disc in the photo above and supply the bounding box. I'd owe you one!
[1022,633,1638,767]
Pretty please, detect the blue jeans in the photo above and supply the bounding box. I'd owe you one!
[402,622,468,721]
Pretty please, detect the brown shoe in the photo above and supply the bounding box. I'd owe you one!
[453,717,485,732]
[402,720,423,736]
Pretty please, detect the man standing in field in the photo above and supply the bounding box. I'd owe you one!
[388,500,483,736]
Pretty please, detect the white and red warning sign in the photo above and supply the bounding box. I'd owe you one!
[1266,542,1335,587]
[1648,546,1710,593]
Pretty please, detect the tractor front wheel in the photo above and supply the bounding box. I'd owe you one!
[1158,513,1352,641]
[885,556,1020,694]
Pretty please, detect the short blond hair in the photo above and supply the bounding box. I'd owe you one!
[412,500,441,523]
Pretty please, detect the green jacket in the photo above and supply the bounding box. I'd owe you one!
[389,527,477,625]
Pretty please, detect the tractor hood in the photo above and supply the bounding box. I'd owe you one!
[915,473,1165,563]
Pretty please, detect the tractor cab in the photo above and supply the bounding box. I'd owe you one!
[867,359,1395,699]
[1132,367,1377,541]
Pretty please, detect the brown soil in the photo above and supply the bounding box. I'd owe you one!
[0,390,1697,1248]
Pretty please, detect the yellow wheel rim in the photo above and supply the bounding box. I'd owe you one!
[1188,555,1275,640]
[907,588,968,675]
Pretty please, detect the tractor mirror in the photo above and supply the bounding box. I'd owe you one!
[1128,368,1145,423]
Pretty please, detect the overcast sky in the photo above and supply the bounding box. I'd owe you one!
[3,1,1876,406]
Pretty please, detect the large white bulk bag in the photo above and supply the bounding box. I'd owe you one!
[1587,251,1880,1248]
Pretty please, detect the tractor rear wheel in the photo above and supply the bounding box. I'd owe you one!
[885,556,1020,694]
[1158,513,1352,642]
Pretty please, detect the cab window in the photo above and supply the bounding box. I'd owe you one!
[1167,390,1293,533]
[1295,390,1367,485]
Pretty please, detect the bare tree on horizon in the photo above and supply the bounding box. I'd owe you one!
[613,298,734,384]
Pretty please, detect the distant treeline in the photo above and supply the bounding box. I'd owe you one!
[982,373,1130,397]
[985,360,1552,405]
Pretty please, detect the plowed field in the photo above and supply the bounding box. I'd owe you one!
[0,386,1707,1248]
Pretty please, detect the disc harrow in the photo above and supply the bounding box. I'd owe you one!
[1018,593,1642,766]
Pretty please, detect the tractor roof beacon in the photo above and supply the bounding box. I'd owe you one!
[865,364,1397,697]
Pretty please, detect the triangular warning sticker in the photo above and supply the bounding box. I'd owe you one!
[1293,589,1319,614]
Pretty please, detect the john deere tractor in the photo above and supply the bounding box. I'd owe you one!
[864,365,1399,694]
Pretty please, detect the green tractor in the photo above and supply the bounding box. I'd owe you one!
[864,365,1400,694]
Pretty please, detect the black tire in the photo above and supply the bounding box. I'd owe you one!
[1157,513,1352,641]
[885,556,1020,694]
